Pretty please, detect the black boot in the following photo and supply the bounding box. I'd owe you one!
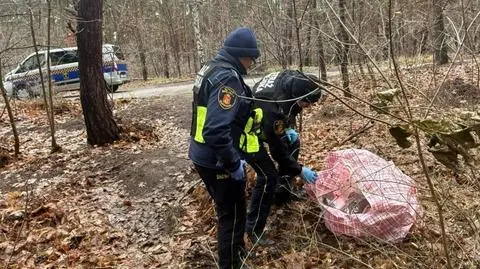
[274,176,294,206]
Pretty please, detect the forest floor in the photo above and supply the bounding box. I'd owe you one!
[0,64,479,268]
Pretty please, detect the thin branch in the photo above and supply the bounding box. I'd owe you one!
[316,82,395,126]
[387,1,452,268]
[0,59,20,157]
[316,78,410,124]
[46,0,60,153]
[336,120,375,147]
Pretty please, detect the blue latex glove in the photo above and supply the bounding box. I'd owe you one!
[285,128,299,144]
[231,160,247,181]
[300,167,317,184]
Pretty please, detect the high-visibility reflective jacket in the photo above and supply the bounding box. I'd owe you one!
[188,50,261,172]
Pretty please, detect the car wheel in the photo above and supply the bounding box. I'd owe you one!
[105,82,119,93]
[13,85,35,100]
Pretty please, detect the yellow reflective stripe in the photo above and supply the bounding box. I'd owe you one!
[194,106,207,143]
[245,134,259,153]
[253,108,263,134]
[246,117,259,153]
[239,108,263,153]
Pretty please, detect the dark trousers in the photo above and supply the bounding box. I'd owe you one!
[194,164,246,269]
[245,145,278,239]
[275,139,301,205]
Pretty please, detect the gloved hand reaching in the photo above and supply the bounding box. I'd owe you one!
[300,167,317,184]
[285,128,299,144]
[231,160,247,181]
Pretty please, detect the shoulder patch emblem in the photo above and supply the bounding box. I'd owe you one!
[218,87,236,109]
[274,120,285,135]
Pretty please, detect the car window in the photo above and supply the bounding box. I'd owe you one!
[113,45,125,60]
[17,54,45,73]
[102,45,124,61]
[50,50,79,66]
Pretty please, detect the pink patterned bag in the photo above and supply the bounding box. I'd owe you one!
[305,149,420,242]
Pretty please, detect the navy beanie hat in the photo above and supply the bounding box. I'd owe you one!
[223,27,260,59]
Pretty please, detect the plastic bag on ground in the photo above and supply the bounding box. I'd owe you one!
[305,149,420,242]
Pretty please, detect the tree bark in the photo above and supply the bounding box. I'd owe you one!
[432,0,449,65]
[338,0,351,97]
[292,0,303,71]
[315,0,327,82]
[304,7,313,67]
[77,0,120,146]
[138,36,148,81]
[189,0,205,67]
[317,34,327,82]
[158,0,182,76]
[133,0,148,81]
[46,0,60,152]
[163,32,170,78]
[286,1,294,66]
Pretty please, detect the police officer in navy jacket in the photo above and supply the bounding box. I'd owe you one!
[189,27,260,269]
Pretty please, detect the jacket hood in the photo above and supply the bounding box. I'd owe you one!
[278,71,321,117]
[290,73,321,103]
[215,48,248,75]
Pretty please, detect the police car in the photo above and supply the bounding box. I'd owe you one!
[3,44,129,98]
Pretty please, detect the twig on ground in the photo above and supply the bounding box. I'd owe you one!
[335,120,375,147]
[177,179,201,204]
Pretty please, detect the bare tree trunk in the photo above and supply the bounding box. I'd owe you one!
[286,1,294,66]
[338,0,351,97]
[161,2,181,76]
[29,4,60,152]
[317,35,327,82]
[0,61,19,157]
[173,37,182,77]
[138,36,148,81]
[304,7,314,67]
[275,1,288,69]
[77,0,120,146]
[193,50,198,73]
[46,0,60,152]
[304,27,312,66]
[134,0,148,81]
[292,0,303,71]
[187,54,192,74]
[151,57,160,77]
[189,0,205,66]
[163,32,170,78]
[315,0,327,82]
[181,7,193,74]
[461,0,480,88]
[432,0,449,65]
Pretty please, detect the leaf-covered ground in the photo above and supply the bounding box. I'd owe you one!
[1,65,479,268]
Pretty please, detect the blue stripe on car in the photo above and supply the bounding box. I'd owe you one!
[68,70,79,79]
[117,63,127,71]
[103,66,115,73]
[52,73,64,82]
